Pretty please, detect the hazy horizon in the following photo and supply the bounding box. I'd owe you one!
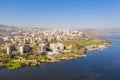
[0,0,120,29]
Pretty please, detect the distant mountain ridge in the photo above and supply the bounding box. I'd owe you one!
[102,28,120,36]
[0,24,110,37]
[0,24,17,28]
[77,28,107,37]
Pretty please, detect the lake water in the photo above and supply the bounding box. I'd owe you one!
[0,36,120,80]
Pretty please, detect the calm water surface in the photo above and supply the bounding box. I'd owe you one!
[0,36,120,80]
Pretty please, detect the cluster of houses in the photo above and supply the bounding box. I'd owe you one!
[0,26,85,56]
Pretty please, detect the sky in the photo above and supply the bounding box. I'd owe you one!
[0,0,120,29]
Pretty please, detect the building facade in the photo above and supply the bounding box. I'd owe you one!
[38,43,46,52]
[50,43,64,51]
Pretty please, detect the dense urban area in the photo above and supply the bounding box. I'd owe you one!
[0,25,111,69]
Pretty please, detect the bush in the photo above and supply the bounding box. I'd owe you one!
[4,62,23,69]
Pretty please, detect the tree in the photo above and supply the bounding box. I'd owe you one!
[32,46,38,53]
[40,52,46,56]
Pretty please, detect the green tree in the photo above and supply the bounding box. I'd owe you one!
[32,46,38,53]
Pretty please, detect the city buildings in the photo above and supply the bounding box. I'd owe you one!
[0,25,84,55]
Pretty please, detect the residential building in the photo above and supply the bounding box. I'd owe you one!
[38,43,46,52]
[20,46,24,54]
[50,43,64,51]
[7,46,11,55]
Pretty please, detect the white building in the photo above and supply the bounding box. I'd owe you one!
[20,46,24,54]
[50,43,64,51]
[7,46,11,55]
[38,43,46,52]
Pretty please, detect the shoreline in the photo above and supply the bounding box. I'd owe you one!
[0,38,112,69]
[0,45,111,69]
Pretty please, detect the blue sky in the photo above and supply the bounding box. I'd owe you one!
[0,0,120,29]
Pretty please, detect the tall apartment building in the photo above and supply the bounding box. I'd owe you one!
[38,43,46,52]
[50,43,64,51]
[20,46,24,54]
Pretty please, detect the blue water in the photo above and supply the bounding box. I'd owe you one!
[0,36,120,80]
